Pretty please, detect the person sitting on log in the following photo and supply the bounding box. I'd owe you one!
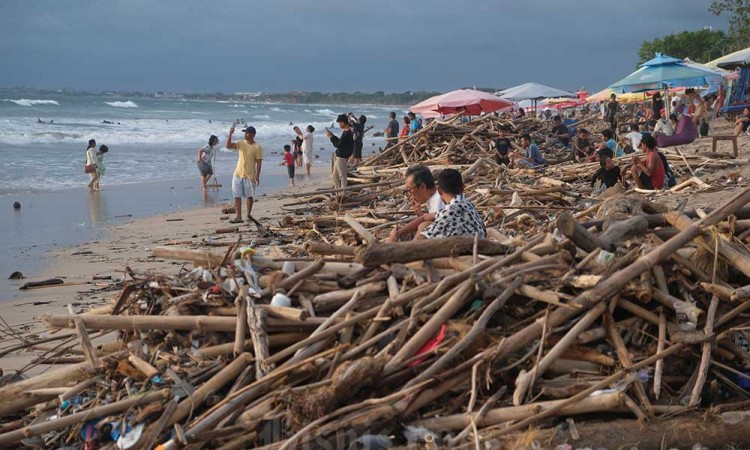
[491,126,512,166]
[627,134,665,190]
[515,134,547,169]
[591,151,622,194]
[574,128,595,162]
[420,168,486,240]
[387,165,445,242]
[595,128,618,157]
[545,115,570,149]
[734,107,750,136]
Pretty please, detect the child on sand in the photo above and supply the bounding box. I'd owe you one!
[281,144,295,187]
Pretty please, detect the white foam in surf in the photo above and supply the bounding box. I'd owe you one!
[105,101,139,108]
[4,99,60,106]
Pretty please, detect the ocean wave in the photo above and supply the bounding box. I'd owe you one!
[314,109,337,116]
[105,101,139,108]
[253,115,270,120]
[4,99,60,106]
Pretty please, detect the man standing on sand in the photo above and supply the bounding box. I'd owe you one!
[327,114,354,197]
[386,165,444,242]
[383,111,399,150]
[226,125,263,224]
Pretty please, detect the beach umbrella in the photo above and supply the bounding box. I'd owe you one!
[496,82,576,101]
[496,82,575,113]
[409,89,515,118]
[707,46,750,69]
[609,53,724,94]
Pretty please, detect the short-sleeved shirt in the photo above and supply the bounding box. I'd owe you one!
[233,140,263,179]
[302,132,314,154]
[200,144,215,163]
[421,195,486,239]
[575,136,592,154]
[426,190,445,215]
[625,131,642,150]
[551,124,570,146]
[387,119,399,138]
[283,152,295,166]
[493,137,511,156]
[607,100,618,119]
[409,120,420,135]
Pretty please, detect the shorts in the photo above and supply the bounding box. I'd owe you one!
[197,160,213,177]
[353,141,363,159]
[232,175,256,199]
[287,165,295,179]
[638,172,654,190]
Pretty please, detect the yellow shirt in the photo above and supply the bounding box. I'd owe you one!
[233,140,263,179]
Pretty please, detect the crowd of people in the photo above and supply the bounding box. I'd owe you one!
[82,89,715,241]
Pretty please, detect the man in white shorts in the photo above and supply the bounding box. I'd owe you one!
[226,125,263,224]
[386,165,445,242]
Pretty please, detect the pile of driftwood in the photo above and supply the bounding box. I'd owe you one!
[4,112,750,449]
[4,185,750,448]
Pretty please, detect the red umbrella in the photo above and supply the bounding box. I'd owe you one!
[410,89,515,118]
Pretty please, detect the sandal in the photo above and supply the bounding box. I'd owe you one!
[229,217,243,224]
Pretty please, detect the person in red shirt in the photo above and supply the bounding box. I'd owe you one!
[281,144,296,187]
[629,134,665,190]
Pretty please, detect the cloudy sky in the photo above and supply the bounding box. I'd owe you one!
[0,0,729,94]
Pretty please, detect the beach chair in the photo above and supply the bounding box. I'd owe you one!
[656,116,697,148]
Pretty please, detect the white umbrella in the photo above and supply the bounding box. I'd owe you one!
[497,82,576,101]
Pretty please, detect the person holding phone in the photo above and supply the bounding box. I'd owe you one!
[226,125,263,224]
[326,114,354,198]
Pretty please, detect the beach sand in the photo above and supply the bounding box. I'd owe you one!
[1,165,332,374]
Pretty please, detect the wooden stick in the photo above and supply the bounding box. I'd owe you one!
[654,308,666,400]
[139,398,179,450]
[247,300,273,379]
[355,237,508,267]
[234,287,248,356]
[689,295,720,407]
[128,353,159,378]
[67,304,99,369]
[411,277,522,386]
[151,246,226,267]
[345,213,378,244]
[604,310,653,416]
[43,313,323,333]
[513,301,607,406]
[168,353,253,426]
[385,278,474,373]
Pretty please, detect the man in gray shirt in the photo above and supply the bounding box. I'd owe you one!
[383,111,399,150]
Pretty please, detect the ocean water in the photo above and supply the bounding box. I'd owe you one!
[0,93,403,301]
[0,93,398,193]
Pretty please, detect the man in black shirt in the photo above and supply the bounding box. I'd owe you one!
[591,154,622,193]
[548,115,570,148]
[607,93,619,130]
[327,114,354,195]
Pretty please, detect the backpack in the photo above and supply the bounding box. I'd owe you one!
[699,121,709,137]
[658,152,677,188]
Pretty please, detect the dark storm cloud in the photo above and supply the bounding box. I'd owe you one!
[0,0,729,93]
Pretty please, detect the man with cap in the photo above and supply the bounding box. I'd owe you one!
[326,114,354,197]
[226,124,263,224]
[652,108,674,138]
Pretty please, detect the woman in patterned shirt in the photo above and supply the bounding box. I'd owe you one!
[420,169,486,239]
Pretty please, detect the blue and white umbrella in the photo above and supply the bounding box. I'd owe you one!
[610,53,724,94]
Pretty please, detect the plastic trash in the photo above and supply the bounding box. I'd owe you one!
[674,299,701,331]
[117,422,144,449]
[271,292,292,308]
[282,261,295,276]
[595,250,615,266]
